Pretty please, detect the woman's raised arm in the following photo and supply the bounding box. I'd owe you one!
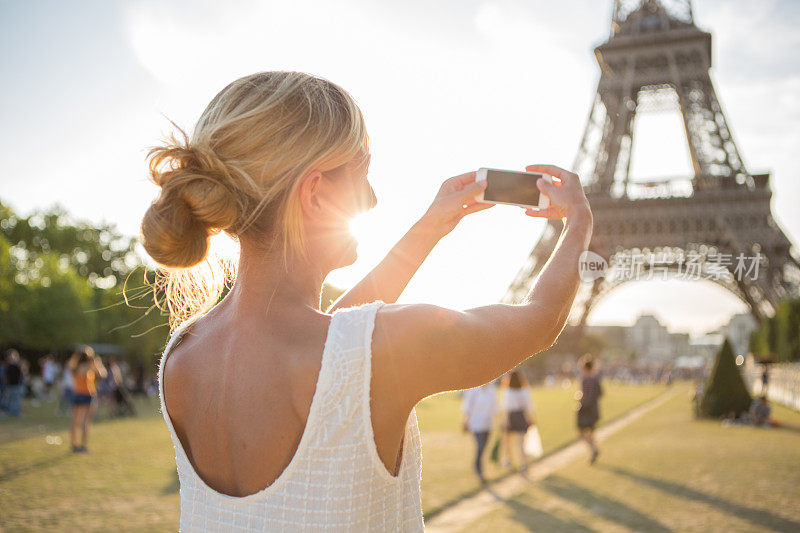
[371,165,593,407]
[328,172,491,310]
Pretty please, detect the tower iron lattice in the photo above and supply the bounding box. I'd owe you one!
[504,0,800,337]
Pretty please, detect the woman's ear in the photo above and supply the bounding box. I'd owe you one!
[298,170,325,219]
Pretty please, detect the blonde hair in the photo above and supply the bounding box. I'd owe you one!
[140,72,368,329]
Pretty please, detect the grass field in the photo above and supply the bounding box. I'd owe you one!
[468,385,800,532]
[0,396,179,532]
[0,381,664,531]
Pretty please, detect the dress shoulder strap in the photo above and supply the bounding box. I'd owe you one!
[305,300,386,446]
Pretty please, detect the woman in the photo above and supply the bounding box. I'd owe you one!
[68,346,107,453]
[145,71,592,531]
[500,370,534,472]
[577,354,603,464]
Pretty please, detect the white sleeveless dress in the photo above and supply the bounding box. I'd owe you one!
[158,301,424,532]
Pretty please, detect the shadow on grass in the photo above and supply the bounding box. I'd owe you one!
[162,469,179,495]
[462,482,597,532]
[0,454,70,484]
[540,475,671,532]
[604,466,800,532]
[504,498,597,532]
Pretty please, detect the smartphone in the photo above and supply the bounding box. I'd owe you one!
[476,168,551,209]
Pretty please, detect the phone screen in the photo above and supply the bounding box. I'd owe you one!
[483,170,543,206]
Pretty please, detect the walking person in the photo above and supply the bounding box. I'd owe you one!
[144,71,592,530]
[108,356,136,417]
[40,354,59,399]
[577,354,603,464]
[68,346,107,453]
[461,382,498,483]
[3,350,25,417]
[500,370,534,472]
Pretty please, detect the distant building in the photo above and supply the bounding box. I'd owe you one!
[629,314,672,363]
[586,312,748,367]
[687,332,723,365]
[721,313,757,357]
[583,324,630,359]
[668,332,691,358]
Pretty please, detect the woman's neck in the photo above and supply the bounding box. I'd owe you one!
[227,240,327,315]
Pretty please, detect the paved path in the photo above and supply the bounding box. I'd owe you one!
[425,387,681,533]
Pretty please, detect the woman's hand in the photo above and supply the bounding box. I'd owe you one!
[521,165,592,225]
[420,171,494,239]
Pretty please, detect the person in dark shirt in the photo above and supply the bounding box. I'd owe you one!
[3,350,25,417]
[577,354,603,464]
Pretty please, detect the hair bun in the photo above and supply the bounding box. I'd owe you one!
[140,143,243,268]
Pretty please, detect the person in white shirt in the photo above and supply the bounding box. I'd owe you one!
[40,354,59,398]
[461,383,498,482]
[501,370,535,472]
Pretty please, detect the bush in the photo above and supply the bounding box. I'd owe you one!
[698,338,751,418]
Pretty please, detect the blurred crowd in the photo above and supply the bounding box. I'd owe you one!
[0,348,158,419]
[531,359,682,390]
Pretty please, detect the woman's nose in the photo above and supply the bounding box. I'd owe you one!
[357,183,377,212]
[367,184,377,210]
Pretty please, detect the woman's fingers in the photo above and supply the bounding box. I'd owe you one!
[536,177,557,195]
[453,171,477,186]
[536,177,566,207]
[440,171,477,194]
[525,164,577,185]
[458,180,487,202]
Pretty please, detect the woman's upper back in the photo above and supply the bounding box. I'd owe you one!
[162,301,331,497]
[159,300,423,532]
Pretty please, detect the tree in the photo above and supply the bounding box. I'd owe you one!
[0,200,163,361]
[772,298,800,362]
[698,338,751,418]
[0,200,138,288]
[93,267,170,369]
[21,253,94,350]
[748,320,770,361]
[0,198,357,368]
[0,233,22,341]
[748,297,800,363]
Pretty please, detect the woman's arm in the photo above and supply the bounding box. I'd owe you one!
[329,172,491,310]
[372,165,593,406]
[93,358,108,379]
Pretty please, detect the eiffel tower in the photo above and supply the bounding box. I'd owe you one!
[504,0,800,335]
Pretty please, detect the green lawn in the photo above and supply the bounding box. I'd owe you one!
[0,382,664,531]
[0,396,178,532]
[468,385,800,532]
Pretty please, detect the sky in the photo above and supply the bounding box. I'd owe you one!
[1,0,799,336]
